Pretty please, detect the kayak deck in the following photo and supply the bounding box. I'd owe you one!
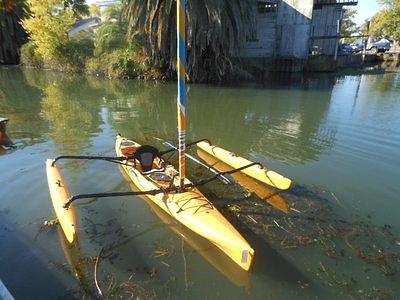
[116,134,254,271]
[197,141,292,190]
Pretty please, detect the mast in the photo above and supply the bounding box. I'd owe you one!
[177,0,186,190]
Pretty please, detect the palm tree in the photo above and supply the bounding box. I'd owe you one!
[63,0,89,17]
[0,0,29,64]
[122,0,256,82]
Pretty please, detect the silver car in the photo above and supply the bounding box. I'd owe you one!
[367,38,392,53]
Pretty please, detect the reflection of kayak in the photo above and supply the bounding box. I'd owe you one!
[197,150,289,213]
[57,225,88,288]
[46,159,77,243]
[122,174,251,289]
[116,134,254,271]
[197,141,291,190]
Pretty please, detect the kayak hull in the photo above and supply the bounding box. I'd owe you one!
[197,141,291,190]
[116,134,254,271]
[46,159,77,243]
[197,149,289,213]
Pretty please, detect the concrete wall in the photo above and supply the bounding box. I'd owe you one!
[238,1,353,72]
[311,5,343,55]
[240,0,314,60]
[240,11,277,58]
[276,0,313,59]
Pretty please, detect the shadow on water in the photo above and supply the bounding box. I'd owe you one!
[241,226,331,298]
[215,181,400,299]
[0,212,70,299]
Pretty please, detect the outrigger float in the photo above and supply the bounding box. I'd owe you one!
[45,0,292,272]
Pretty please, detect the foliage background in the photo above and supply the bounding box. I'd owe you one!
[0,0,29,64]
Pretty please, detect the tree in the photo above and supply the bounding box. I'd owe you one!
[63,0,88,17]
[21,0,75,62]
[0,0,29,64]
[85,4,143,79]
[340,9,359,38]
[93,4,127,56]
[88,3,100,17]
[370,0,400,41]
[376,0,400,8]
[122,0,256,82]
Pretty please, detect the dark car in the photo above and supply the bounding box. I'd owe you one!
[350,41,364,53]
[339,43,352,54]
[350,39,366,53]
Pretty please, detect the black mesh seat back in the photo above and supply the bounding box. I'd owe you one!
[134,145,160,172]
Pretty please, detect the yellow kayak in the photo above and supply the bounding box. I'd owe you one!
[46,159,77,243]
[197,141,292,190]
[120,177,251,288]
[116,134,254,271]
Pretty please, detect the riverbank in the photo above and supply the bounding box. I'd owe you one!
[12,43,400,84]
[239,52,399,80]
[306,52,400,72]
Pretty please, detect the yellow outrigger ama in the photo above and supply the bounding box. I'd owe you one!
[197,141,292,190]
[46,159,77,243]
[115,134,254,271]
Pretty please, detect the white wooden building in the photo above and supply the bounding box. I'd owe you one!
[240,0,358,60]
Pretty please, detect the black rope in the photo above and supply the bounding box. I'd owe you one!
[51,155,133,166]
[190,162,263,188]
[52,138,212,165]
[185,138,212,147]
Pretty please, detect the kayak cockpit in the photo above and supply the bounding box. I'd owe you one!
[132,145,165,174]
[118,139,165,175]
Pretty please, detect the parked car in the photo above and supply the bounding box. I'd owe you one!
[350,38,392,54]
[367,38,392,53]
[339,43,352,54]
[350,41,364,53]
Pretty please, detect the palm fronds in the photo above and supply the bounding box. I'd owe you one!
[122,0,256,82]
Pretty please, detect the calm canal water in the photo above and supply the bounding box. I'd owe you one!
[0,66,399,299]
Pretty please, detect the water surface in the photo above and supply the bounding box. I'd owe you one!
[0,66,399,299]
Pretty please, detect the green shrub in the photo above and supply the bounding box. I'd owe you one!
[55,37,94,72]
[20,42,44,67]
[86,48,141,79]
[20,37,94,73]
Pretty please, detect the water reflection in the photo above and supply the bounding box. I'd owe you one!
[2,67,399,167]
[0,67,346,164]
[1,66,399,299]
[186,85,337,163]
[0,67,46,146]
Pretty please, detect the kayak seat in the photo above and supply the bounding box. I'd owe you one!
[121,145,138,156]
[133,145,165,174]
